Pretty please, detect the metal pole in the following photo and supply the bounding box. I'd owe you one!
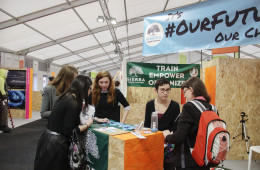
[200,50,202,68]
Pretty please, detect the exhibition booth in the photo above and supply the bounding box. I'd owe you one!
[124,58,260,161]
[0,0,259,167]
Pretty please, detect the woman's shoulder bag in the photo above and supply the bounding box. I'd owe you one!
[68,129,85,170]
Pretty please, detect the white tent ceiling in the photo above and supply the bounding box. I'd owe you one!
[0,0,260,73]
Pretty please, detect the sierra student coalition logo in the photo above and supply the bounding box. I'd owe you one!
[145,23,164,47]
[128,65,145,84]
[190,67,199,77]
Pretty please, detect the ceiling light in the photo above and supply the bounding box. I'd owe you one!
[110,17,117,25]
[97,16,105,23]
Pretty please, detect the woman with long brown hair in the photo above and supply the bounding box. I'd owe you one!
[89,70,130,123]
[40,65,78,119]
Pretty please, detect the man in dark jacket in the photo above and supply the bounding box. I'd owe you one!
[0,69,12,133]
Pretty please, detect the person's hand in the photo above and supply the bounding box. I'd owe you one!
[85,117,93,127]
[163,130,173,138]
[96,118,110,123]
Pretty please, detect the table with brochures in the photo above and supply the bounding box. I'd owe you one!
[85,121,164,170]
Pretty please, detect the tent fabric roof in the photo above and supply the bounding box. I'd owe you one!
[0,0,259,73]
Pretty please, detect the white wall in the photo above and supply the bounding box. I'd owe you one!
[50,64,61,76]
[0,52,23,68]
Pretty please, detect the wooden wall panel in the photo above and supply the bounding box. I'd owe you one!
[32,91,42,111]
[9,109,25,118]
[203,58,260,160]
[108,137,125,170]
[125,87,181,126]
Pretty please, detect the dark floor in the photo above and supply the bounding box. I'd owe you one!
[0,119,47,170]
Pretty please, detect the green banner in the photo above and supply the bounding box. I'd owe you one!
[127,62,200,88]
[86,127,109,170]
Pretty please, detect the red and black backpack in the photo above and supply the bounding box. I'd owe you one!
[189,100,230,166]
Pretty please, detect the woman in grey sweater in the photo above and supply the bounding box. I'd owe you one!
[40,65,78,119]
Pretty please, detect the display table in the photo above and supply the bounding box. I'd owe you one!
[85,123,164,170]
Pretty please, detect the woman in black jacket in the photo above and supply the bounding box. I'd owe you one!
[163,77,213,170]
[34,75,93,170]
[144,78,180,132]
[89,70,130,123]
[144,78,180,170]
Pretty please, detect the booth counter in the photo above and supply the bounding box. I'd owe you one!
[86,124,164,170]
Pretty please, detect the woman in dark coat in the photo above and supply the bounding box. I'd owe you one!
[163,77,213,170]
[34,75,93,170]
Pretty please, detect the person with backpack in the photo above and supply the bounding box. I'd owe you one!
[163,77,214,170]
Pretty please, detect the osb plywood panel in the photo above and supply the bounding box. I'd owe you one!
[125,87,181,125]
[32,91,42,111]
[203,58,260,160]
[9,109,25,118]
[108,137,125,170]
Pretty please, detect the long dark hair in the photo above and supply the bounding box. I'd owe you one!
[181,77,211,103]
[59,75,92,104]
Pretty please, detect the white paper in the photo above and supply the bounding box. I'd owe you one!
[131,131,146,139]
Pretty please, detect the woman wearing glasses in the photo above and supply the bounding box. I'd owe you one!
[163,77,212,170]
[144,78,180,132]
[144,78,180,169]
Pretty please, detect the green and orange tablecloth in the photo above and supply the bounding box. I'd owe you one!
[86,123,164,170]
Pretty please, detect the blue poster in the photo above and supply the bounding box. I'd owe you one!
[143,0,260,56]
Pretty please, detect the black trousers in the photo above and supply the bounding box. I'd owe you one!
[164,162,175,170]
[0,100,8,126]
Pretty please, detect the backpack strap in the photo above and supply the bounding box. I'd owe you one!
[210,104,218,113]
[189,100,206,113]
[189,100,218,113]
